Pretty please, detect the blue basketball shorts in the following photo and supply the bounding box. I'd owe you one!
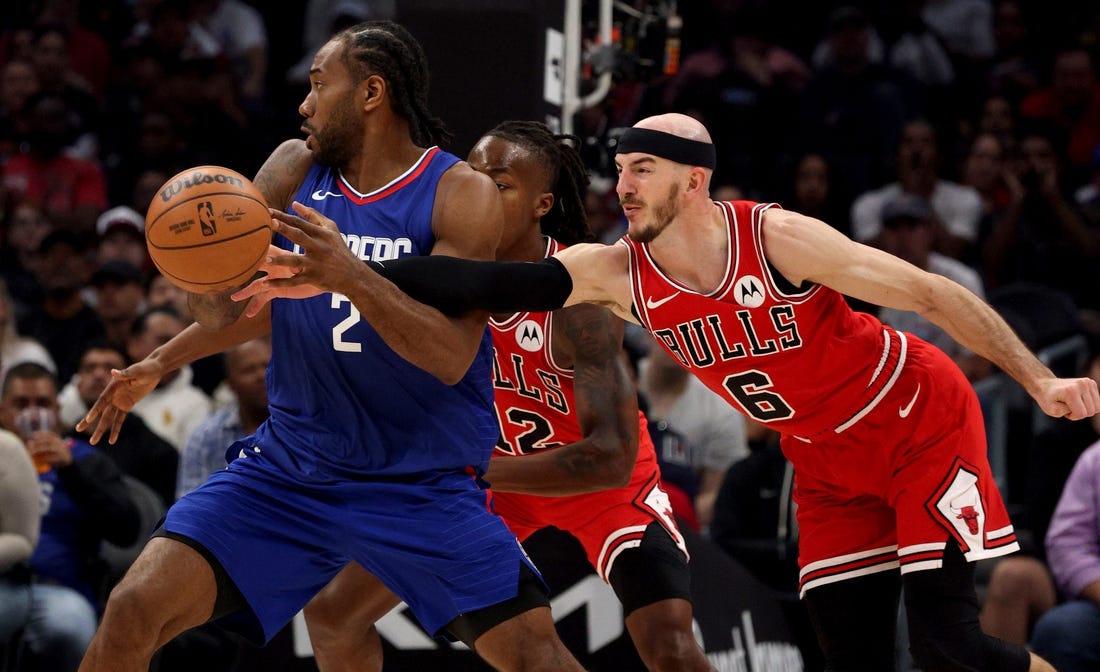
[163,443,538,643]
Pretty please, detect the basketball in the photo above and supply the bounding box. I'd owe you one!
[145,165,272,293]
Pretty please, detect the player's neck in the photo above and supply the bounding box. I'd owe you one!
[497,232,547,263]
[647,201,729,293]
[342,129,426,194]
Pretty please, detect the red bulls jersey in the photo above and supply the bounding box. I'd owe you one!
[491,239,585,453]
[490,238,662,525]
[624,200,906,438]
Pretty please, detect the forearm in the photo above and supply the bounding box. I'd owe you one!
[150,305,270,374]
[485,434,635,496]
[919,276,1053,395]
[341,263,488,385]
[367,256,572,316]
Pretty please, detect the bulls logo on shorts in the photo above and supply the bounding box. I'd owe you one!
[930,460,987,553]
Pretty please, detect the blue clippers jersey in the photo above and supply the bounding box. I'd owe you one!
[252,147,498,480]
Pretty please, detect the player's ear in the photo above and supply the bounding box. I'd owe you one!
[687,167,705,194]
[361,74,386,112]
[534,192,554,219]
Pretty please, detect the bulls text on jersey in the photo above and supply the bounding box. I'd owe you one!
[651,304,804,369]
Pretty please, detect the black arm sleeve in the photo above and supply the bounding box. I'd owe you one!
[365,255,573,317]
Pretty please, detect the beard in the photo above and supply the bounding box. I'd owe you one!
[626,182,681,243]
[310,96,363,167]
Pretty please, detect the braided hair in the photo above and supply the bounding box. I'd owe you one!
[485,121,593,246]
[337,21,452,148]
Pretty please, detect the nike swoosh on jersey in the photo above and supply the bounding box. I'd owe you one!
[311,189,343,200]
[899,384,921,418]
[645,291,681,310]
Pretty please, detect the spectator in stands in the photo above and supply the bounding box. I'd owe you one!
[1,90,108,232]
[94,206,150,275]
[1020,46,1100,183]
[784,152,850,237]
[0,425,38,662]
[885,0,955,92]
[177,337,269,498]
[58,340,178,507]
[980,125,1100,307]
[637,335,748,530]
[661,5,809,192]
[873,193,992,381]
[851,119,983,261]
[30,0,112,97]
[0,362,138,671]
[145,273,191,324]
[192,0,269,104]
[0,278,55,385]
[0,58,38,160]
[16,230,103,385]
[799,5,919,199]
[126,306,212,450]
[961,132,1014,224]
[985,0,1042,102]
[0,201,52,311]
[26,24,102,161]
[1029,432,1100,670]
[90,260,146,351]
[287,0,381,85]
[976,93,1020,153]
[920,0,995,65]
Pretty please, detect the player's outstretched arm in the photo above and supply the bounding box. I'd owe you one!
[76,311,271,445]
[486,304,639,496]
[762,208,1100,420]
[238,239,637,325]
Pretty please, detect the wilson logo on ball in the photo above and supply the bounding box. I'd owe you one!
[158,170,246,203]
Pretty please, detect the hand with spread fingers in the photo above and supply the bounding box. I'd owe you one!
[75,358,166,445]
[232,243,322,317]
[232,202,356,314]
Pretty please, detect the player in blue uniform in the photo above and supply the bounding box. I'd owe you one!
[77,21,583,672]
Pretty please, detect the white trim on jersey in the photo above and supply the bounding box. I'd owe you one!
[338,146,438,199]
[834,330,908,434]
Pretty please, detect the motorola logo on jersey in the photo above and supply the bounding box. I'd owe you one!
[516,320,544,352]
[733,275,765,308]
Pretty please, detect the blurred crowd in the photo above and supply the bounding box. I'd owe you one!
[0,0,1099,670]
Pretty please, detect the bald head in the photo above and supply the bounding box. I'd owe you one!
[634,113,713,145]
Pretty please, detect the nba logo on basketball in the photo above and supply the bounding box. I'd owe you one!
[198,201,217,236]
